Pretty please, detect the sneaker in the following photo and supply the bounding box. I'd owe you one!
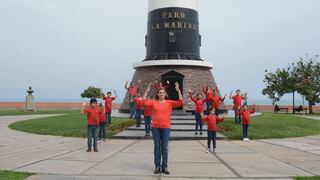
[86,148,91,152]
[94,148,99,152]
[162,168,170,175]
[154,167,160,174]
[200,132,203,135]
[206,148,210,153]
[145,133,148,137]
[212,149,217,154]
[103,138,106,141]
[195,132,198,135]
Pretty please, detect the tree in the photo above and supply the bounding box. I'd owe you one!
[262,67,298,108]
[293,58,320,113]
[81,86,102,99]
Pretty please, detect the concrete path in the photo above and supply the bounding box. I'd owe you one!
[0,115,319,180]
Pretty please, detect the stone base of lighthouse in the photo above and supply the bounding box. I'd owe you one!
[119,61,227,113]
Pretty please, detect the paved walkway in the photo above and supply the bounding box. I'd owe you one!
[0,115,319,180]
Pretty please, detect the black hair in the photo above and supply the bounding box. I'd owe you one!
[90,98,97,104]
[236,89,241,92]
[107,92,112,95]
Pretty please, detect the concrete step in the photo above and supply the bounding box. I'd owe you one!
[113,130,226,140]
[127,125,210,131]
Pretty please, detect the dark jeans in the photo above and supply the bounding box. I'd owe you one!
[207,131,217,149]
[129,96,136,118]
[87,125,99,149]
[242,124,249,138]
[106,112,112,125]
[144,116,151,134]
[99,122,106,139]
[206,101,212,115]
[135,109,141,127]
[152,128,170,169]
[195,113,203,132]
[234,107,242,124]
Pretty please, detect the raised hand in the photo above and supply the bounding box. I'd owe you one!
[146,83,152,92]
[138,79,142,83]
[175,82,180,92]
[82,102,86,106]
[188,89,192,93]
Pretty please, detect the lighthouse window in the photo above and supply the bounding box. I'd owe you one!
[168,31,176,43]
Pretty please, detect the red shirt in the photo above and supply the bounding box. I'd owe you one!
[143,106,152,116]
[99,111,106,123]
[201,115,224,131]
[232,95,245,108]
[208,95,224,109]
[128,87,138,96]
[103,97,115,113]
[237,109,256,125]
[133,97,142,110]
[84,107,102,125]
[189,92,207,113]
[140,99,184,128]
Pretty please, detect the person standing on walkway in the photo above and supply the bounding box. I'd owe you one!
[142,96,152,136]
[132,92,142,127]
[140,82,184,175]
[201,108,224,154]
[188,89,207,135]
[237,104,256,141]
[102,90,117,126]
[81,98,101,152]
[203,85,215,115]
[125,79,141,118]
[208,89,227,118]
[230,90,247,124]
[98,103,107,141]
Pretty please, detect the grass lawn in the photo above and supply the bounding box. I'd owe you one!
[9,111,135,138]
[294,176,320,180]
[0,170,33,180]
[219,113,320,140]
[0,109,75,116]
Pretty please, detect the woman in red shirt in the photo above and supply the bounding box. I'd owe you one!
[188,89,207,135]
[237,104,256,141]
[140,82,184,175]
[201,109,224,154]
[125,79,141,118]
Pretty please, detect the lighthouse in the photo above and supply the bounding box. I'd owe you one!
[120,0,225,113]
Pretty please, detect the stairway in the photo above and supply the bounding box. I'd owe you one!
[113,115,226,140]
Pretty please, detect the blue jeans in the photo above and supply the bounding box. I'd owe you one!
[206,101,212,115]
[144,116,151,134]
[135,109,141,127]
[195,113,203,133]
[99,122,107,139]
[152,128,170,169]
[129,96,136,118]
[207,131,217,149]
[106,112,112,125]
[234,107,242,124]
[242,124,249,138]
[87,125,99,149]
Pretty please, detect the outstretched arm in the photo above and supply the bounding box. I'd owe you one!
[81,102,86,114]
[229,91,233,99]
[125,80,129,90]
[113,90,118,99]
[142,83,151,100]
[188,89,196,103]
[175,82,183,100]
[250,104,256,114]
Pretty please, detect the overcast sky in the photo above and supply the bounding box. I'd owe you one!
[0,0,319,105]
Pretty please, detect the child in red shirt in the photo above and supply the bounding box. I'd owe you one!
[229,90,247,124]
[132,92,142,127]
[142,96,152,136]
[125,79,141,118]
[203,86,216,115]
[208,90,227,117]
[201,109,224,154]
[237,104,256,141]
[81,98,101,152]
[98,103,106,141]
[188,89,207,135]
[102,90,118,126]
